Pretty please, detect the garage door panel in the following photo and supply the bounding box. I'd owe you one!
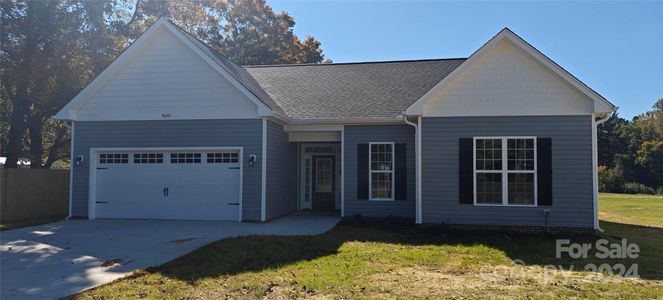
[94,149,241,221]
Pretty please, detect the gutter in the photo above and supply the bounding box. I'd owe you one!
[403,115,423,224]
[288,117,405,125]
[592,112,612,232]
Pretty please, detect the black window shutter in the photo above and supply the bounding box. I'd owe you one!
[395,143,407,200]
[537,138,553,206]
[357,144,369,200]
[459,138,474,204]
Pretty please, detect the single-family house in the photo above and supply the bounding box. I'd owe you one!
[55,18,615,229]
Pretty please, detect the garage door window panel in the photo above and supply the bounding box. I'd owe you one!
[171,153,201,164]
[207,152,239,163]
[99,153,128,164]
[133,153,164,164]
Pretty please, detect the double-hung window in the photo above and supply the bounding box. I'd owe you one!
[369,142,394,201]
[474,137,536,206]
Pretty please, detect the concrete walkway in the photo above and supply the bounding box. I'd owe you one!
[0,215,340,299]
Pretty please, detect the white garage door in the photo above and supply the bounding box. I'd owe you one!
[93,149,241,221]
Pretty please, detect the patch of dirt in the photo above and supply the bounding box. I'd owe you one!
[368,264,640,298]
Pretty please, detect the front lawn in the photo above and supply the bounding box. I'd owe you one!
[72,194,663,299]
[599,192,663,228]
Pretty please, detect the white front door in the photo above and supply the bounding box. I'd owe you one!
[93,149,241,221]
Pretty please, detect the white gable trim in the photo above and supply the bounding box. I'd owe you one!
[54,18,273,121]
[405,28,615,116]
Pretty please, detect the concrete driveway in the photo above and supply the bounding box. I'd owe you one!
[0,215,340,299]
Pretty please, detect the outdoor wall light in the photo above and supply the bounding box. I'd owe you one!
[75,155,84,166]
[249,154,256,167]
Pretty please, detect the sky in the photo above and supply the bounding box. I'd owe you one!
[269,1,663,119]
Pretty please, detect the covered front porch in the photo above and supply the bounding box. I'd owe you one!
[285,124,344,215]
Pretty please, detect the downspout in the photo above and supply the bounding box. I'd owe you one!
[64,121,74,219]
[592,112,611,232]
[403,115,422,224]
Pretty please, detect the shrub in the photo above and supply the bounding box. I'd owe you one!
[622,182,656,195]
[598,165,624,193]
[657,186,663,195]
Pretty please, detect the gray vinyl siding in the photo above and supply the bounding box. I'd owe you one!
[71,119,263,221]
[344,125,416,219]
[421,115,594,228]
[265,120,298,220]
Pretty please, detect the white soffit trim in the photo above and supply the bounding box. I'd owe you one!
[405,28,616,116]
[54,18,274,121]
[288,131,341,142]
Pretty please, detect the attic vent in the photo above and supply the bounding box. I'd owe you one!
[305,146,333,153]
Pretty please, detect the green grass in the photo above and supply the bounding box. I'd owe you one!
[600,193,663,228]
[72,193,663,299]
[0,218,62,231]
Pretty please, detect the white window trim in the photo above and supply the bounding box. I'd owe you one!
[473,136,538,207]
[368,142,395,201]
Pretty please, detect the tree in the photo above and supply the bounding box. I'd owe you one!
[122,0,326,65]
[597,112,628,167]
[597,98,663,190]
[1,0,326,168]
[1,0,127,168]
[653,98,663,137]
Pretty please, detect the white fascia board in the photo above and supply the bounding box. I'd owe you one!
[54,18,276,121]
[405,30,503,116]
[284,124,344,132]
[504,30,616,112]
[53,110,77,121]
[160,22,274,116]
[54,19,169,120]
[405,28,616,115]
[265,115,290,126]
[594,100,617,114]
[287,117,404,125]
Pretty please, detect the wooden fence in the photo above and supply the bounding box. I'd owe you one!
[0,168,69,223]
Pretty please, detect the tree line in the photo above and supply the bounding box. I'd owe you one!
[1,0,327,168]
[598,98,663,194]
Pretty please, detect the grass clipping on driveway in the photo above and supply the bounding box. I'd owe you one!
[74,194,663,299]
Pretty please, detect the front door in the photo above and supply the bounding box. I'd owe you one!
[312,156,335,210]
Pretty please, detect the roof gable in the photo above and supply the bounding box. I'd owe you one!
[406,28,615,116]
[54,18,274,121]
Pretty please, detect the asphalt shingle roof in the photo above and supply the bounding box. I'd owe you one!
[244,59,465,120]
